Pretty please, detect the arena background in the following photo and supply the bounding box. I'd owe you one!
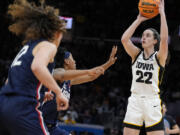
[0,0,180,135]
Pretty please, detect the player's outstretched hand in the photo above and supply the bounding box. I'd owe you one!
[56,92,69,111]
[108,45,118,65]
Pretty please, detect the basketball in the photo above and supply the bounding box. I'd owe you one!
[138,0,159,18]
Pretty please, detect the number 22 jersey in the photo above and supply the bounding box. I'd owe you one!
[130,51,164,95]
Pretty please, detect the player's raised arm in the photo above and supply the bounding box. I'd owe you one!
[70,66,104,85]
[156,0,168,67]
[121,15,148,61]
[101,45,117,70]
[71,46,118,85]
[53,68,103,82]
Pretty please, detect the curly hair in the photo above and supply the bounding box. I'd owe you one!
[8,0,66,44]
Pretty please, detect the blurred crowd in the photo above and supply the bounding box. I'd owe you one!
[0,0,180,135]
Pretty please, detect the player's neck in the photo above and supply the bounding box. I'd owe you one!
[143,48,155,59]
[51,40,59,48]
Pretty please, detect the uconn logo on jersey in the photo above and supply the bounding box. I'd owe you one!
[61,81,71,100]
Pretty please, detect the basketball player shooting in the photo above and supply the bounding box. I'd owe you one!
[121,0,168,135]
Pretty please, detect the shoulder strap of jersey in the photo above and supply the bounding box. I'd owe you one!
[155,52,164,69]
[132,50,142,66]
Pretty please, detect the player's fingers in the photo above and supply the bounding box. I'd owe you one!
[115,46,118,52]
[112,57,118,64]
[112,46,117,56]
[57,103,64,111]
[111,46,115,53]
[156,0,160,5]
[162,0,164,6]
[114,45,117,50]
[114,46,118,54]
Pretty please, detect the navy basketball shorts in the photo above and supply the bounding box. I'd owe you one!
[0,94,49,135]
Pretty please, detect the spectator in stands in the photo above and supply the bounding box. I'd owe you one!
[64,112,77,125]
[163,103,180,135]
[69,106,79,121]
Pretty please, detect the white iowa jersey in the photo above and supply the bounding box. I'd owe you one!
[130,51,164,95]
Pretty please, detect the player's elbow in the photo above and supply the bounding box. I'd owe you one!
[121,35,128,44]
[160,39,168,50]
[31,63,41,74]
[160,36,168,43]
[53,70,64,82]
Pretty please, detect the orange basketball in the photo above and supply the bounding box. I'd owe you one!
[138,0,159,18]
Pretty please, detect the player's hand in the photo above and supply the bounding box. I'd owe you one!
[165,128,171,134]
[157,0,165,15]
[91,66,105,79]
[95,66,104,75]
[88,67,104,76]
[44,91,54,102]
[108,45,118,65]
[137,13,149,22]
[56,92,69,111]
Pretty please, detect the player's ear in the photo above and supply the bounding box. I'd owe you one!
[153,39,157,45]
[64,59,70,65]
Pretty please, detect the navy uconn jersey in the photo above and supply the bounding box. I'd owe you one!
[131,51,164,95]
[0,39,55,99]
[42,80,71,125]
[61,80,71,100]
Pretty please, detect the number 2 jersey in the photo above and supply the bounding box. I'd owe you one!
[0,39,55,100]
[130,51,165,95]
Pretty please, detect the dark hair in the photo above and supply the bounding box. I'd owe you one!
[146,28,170,65]
[147,28,160,51]
[8,0,66,44]
[56,47,68,68]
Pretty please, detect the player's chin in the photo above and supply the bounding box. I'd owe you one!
[142,43,146,48]
[142,44,149,49]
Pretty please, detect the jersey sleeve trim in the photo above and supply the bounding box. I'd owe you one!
[132,51,142,66]
[155,54,164,69]
[158,65,165,87]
